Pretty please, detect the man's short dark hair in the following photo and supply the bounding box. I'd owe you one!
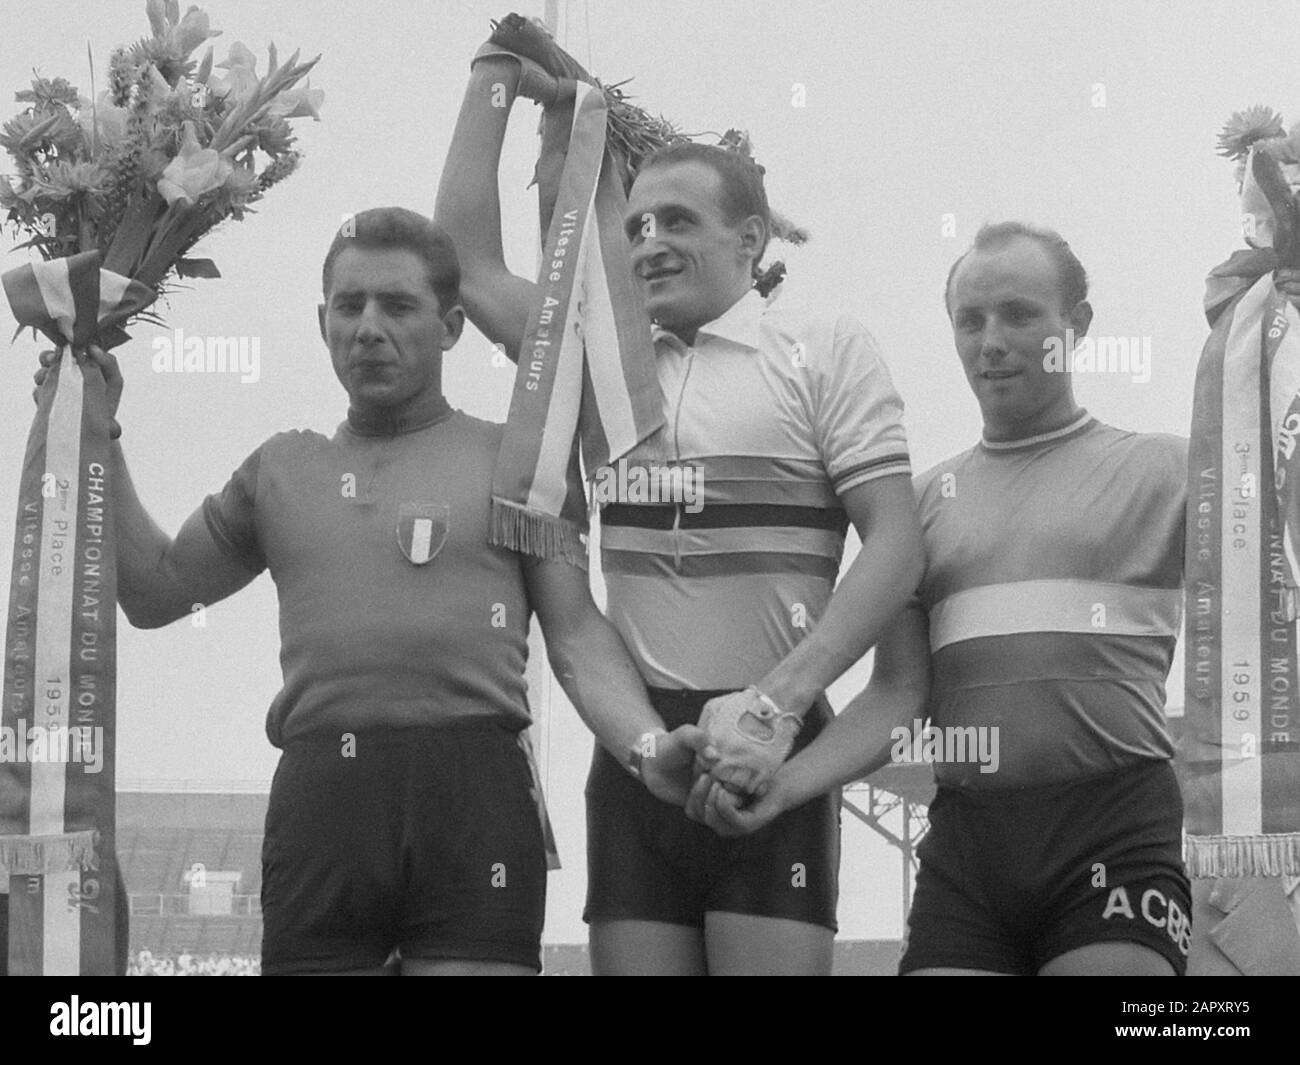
[944,221,1088,315]
[322,207,460,312]
[638,142,772,273]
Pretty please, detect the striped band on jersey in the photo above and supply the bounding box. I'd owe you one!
[929,579,1183,652]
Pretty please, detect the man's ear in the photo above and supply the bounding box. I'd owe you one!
[440,303,466,350]
[1069,299,1093,338]
[317,303,327,345]
[738,213,766,266]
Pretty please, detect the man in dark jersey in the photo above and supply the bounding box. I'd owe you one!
[707,223,1194,976]
[58,207,706,975]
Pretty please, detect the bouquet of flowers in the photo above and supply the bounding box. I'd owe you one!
[1,0,322,347]
[1217,106,1300,267]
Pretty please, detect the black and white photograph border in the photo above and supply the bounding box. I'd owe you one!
[0,0,1297,1000]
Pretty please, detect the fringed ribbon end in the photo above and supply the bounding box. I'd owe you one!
[1185,832,1300,878]
[490,498,588,571]
[0,830,99,876]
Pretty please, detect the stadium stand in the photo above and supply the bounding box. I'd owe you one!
[118,783,267,961]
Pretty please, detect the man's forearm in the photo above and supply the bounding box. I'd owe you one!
[775,677,926,810]
[759,512,923,714]
[111,440,191,627]
[434,62,517,323]
[545,609,666,759]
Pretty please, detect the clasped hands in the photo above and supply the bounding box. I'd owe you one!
[684,687,803,838]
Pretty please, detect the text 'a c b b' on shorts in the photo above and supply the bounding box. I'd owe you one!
[898,758,1191,975]
[583,688,840,931]
[260,724,546,974]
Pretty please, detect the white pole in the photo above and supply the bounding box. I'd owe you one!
[525,0,560,881]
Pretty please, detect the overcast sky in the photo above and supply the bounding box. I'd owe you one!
[3,0,1297,943]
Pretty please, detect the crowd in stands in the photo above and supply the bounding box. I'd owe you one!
[127,950,260,976]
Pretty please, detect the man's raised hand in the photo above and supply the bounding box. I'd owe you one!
[33,344,123,438]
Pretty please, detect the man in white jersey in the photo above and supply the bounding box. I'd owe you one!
[435,34,923,975]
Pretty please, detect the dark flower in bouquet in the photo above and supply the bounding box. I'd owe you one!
[1218,106,1300,267]
[487,12,806,296]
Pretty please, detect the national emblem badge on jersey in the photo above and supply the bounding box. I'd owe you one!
[396,503,450,565]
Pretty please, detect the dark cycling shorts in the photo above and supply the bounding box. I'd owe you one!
[261,724,546,974]
[899,759,1190,975]
[584,688,840,931]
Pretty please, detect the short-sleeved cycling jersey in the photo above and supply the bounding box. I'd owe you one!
[913,411,1186,789]
[601,289,912,690]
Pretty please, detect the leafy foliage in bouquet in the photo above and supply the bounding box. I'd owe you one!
[0,0,321,331]
[489,12,809,257]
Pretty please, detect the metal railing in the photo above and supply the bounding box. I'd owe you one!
[128,893,261,917]
[117,780,271,794]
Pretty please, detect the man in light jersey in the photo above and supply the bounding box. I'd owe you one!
[436,40,922,975]
[53,207,707,975]
[707,221,1193,975]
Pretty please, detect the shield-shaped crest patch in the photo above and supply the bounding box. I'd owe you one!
[396,503,450,565]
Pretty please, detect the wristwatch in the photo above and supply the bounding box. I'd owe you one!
[626,729,665,780]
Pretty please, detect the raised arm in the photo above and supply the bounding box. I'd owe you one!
[47,346,258,628]
[112,441,258,628]
[434,57,545,360]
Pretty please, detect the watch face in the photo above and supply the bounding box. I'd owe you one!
[628,732,658,779]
